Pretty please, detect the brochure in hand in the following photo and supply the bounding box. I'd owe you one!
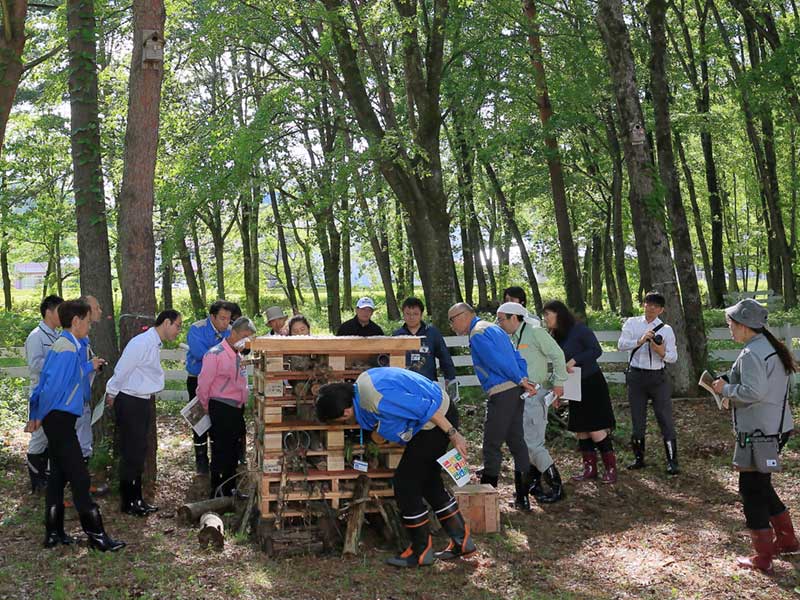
[437,448,470,487]
[698,370,727,410]
[180,396,211,436]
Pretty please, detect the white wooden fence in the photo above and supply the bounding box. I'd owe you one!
[3,325,798,401]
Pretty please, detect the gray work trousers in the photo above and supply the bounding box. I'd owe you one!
[482,385,530,478]
[626,368,676,440]
[523,388,554,472]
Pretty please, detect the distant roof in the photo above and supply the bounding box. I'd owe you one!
[14,262,47,274]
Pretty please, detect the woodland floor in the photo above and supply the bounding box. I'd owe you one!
[1,392,799,600]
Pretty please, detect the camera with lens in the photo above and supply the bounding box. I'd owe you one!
[652,334,663,345]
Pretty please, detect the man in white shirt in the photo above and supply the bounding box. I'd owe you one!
[617,292,679,475]
[24,294,63,493]
[105,309,182,516]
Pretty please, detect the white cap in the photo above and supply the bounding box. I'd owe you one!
[497,302,528,317]
[356,297,376,309]
[265,306,287,322]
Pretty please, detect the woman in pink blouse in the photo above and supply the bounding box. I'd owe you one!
[197,317,257,497]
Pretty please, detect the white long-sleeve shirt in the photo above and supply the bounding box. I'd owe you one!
[25,321,59,388]
[618,316,677,370]
[105,327,165,399]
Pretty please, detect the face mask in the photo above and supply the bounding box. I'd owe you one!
[234,337,251,354]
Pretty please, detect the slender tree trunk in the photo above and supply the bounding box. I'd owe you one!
[597,0,696,393]
[483,160,543,312]
[177,234,205,319]
[160,236,173,310]
[209,226,225,299]
[459,195,474,306]
[582,243,592,306]
[190,220,207,306]
[67,0,120,448]
[603,215,619,313]
[674,130,712,294]
[268,184,298,312]
[0,1,28,158]
[0,215,10,310]
[591,233,603,310]
[647,0,707,375]
[522,0,584,316]
[468,199,490,309]
[604,106,634,315]
[291,221,321,310]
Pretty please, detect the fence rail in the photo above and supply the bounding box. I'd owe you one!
[3,325,798,401]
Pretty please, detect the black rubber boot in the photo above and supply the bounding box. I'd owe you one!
[664,439,680,475]
[80,505,125,552]
[44,503,75,548]
[527,465,543,498]
[627,436,646,470]
[433,499,477,560]
[209,471,223,499]
[133,478,158,514]
[27,452,48,494]
[385,513,434,568]
[480,473,499,487]
[514,471,531,511]
[120,480,149,517]
[194,436,210,475]
[536,464,565,504]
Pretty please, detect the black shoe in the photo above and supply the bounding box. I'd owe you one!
[536,464,565,504]
[385,513,434,568]
[664,439,680,475]
[27,452,48,494]
[120,480,149,517]
[79,505,125,552]
[527,465,543,498]
[44,504,75,548]
[433,499,477,560]
[480,473,499,487]
[133,478,158,513]
[514,471,530,511]
[627,436,646,470]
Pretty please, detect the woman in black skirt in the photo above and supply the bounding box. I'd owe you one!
[542,300,617,484]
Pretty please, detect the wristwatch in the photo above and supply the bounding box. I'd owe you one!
[446,427,458,438]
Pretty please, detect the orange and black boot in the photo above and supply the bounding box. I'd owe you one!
[385,512,434,568]
[770,510,800,554]
[736,528,776,574]
[433,498,476,560]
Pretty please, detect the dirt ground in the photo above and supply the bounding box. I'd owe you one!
[1,397,798,600]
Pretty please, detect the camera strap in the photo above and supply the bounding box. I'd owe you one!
[628,322,665,366]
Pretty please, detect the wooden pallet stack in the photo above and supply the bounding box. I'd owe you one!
[248,335,421,521]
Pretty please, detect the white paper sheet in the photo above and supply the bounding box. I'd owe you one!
[180,396,211,436]
[562,367,582,401]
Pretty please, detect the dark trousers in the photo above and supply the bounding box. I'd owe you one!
[42,410,92,513]
[187,376,208,452]
[626,369,676,440]
[393,402,459,518]
[739,471,787,529]
[209,400,245,495]
[115,392,153,481]
[482,386,530,477]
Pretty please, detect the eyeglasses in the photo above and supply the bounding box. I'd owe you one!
[448,311,467,324]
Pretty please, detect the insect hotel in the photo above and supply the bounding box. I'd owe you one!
[248,335,421,555]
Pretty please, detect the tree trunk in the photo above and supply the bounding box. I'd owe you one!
[604,106,634,315]
[597,0,696,393]
[522,0,584,316]
[161,236,173,311]
[177,234,205,319]
[209,225,225,300]
[269,184,298,312]
[483,160,543,313]
[291,220,321,311]
[591,233,603,311]
[0,0,27,158]
[354,178,399,320]
[0,217,10,310]
[67,0,120,447]
[647,0,707,376]
[674,130,712,295]
[115,0,165,493]
[603,218,618,313]
[191,220,207,306]
[340,196,352,312]
[468,198,489,309]
[320,0,457,328]
[54,236,63,297]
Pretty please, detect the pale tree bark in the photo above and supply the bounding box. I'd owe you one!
[647,0,707,375]
[597,0,696,393]
[268,181,298,313]
[67,0,119,444]
[116,0,166,491]
[522,0,584,316]
[177,233,206,319]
